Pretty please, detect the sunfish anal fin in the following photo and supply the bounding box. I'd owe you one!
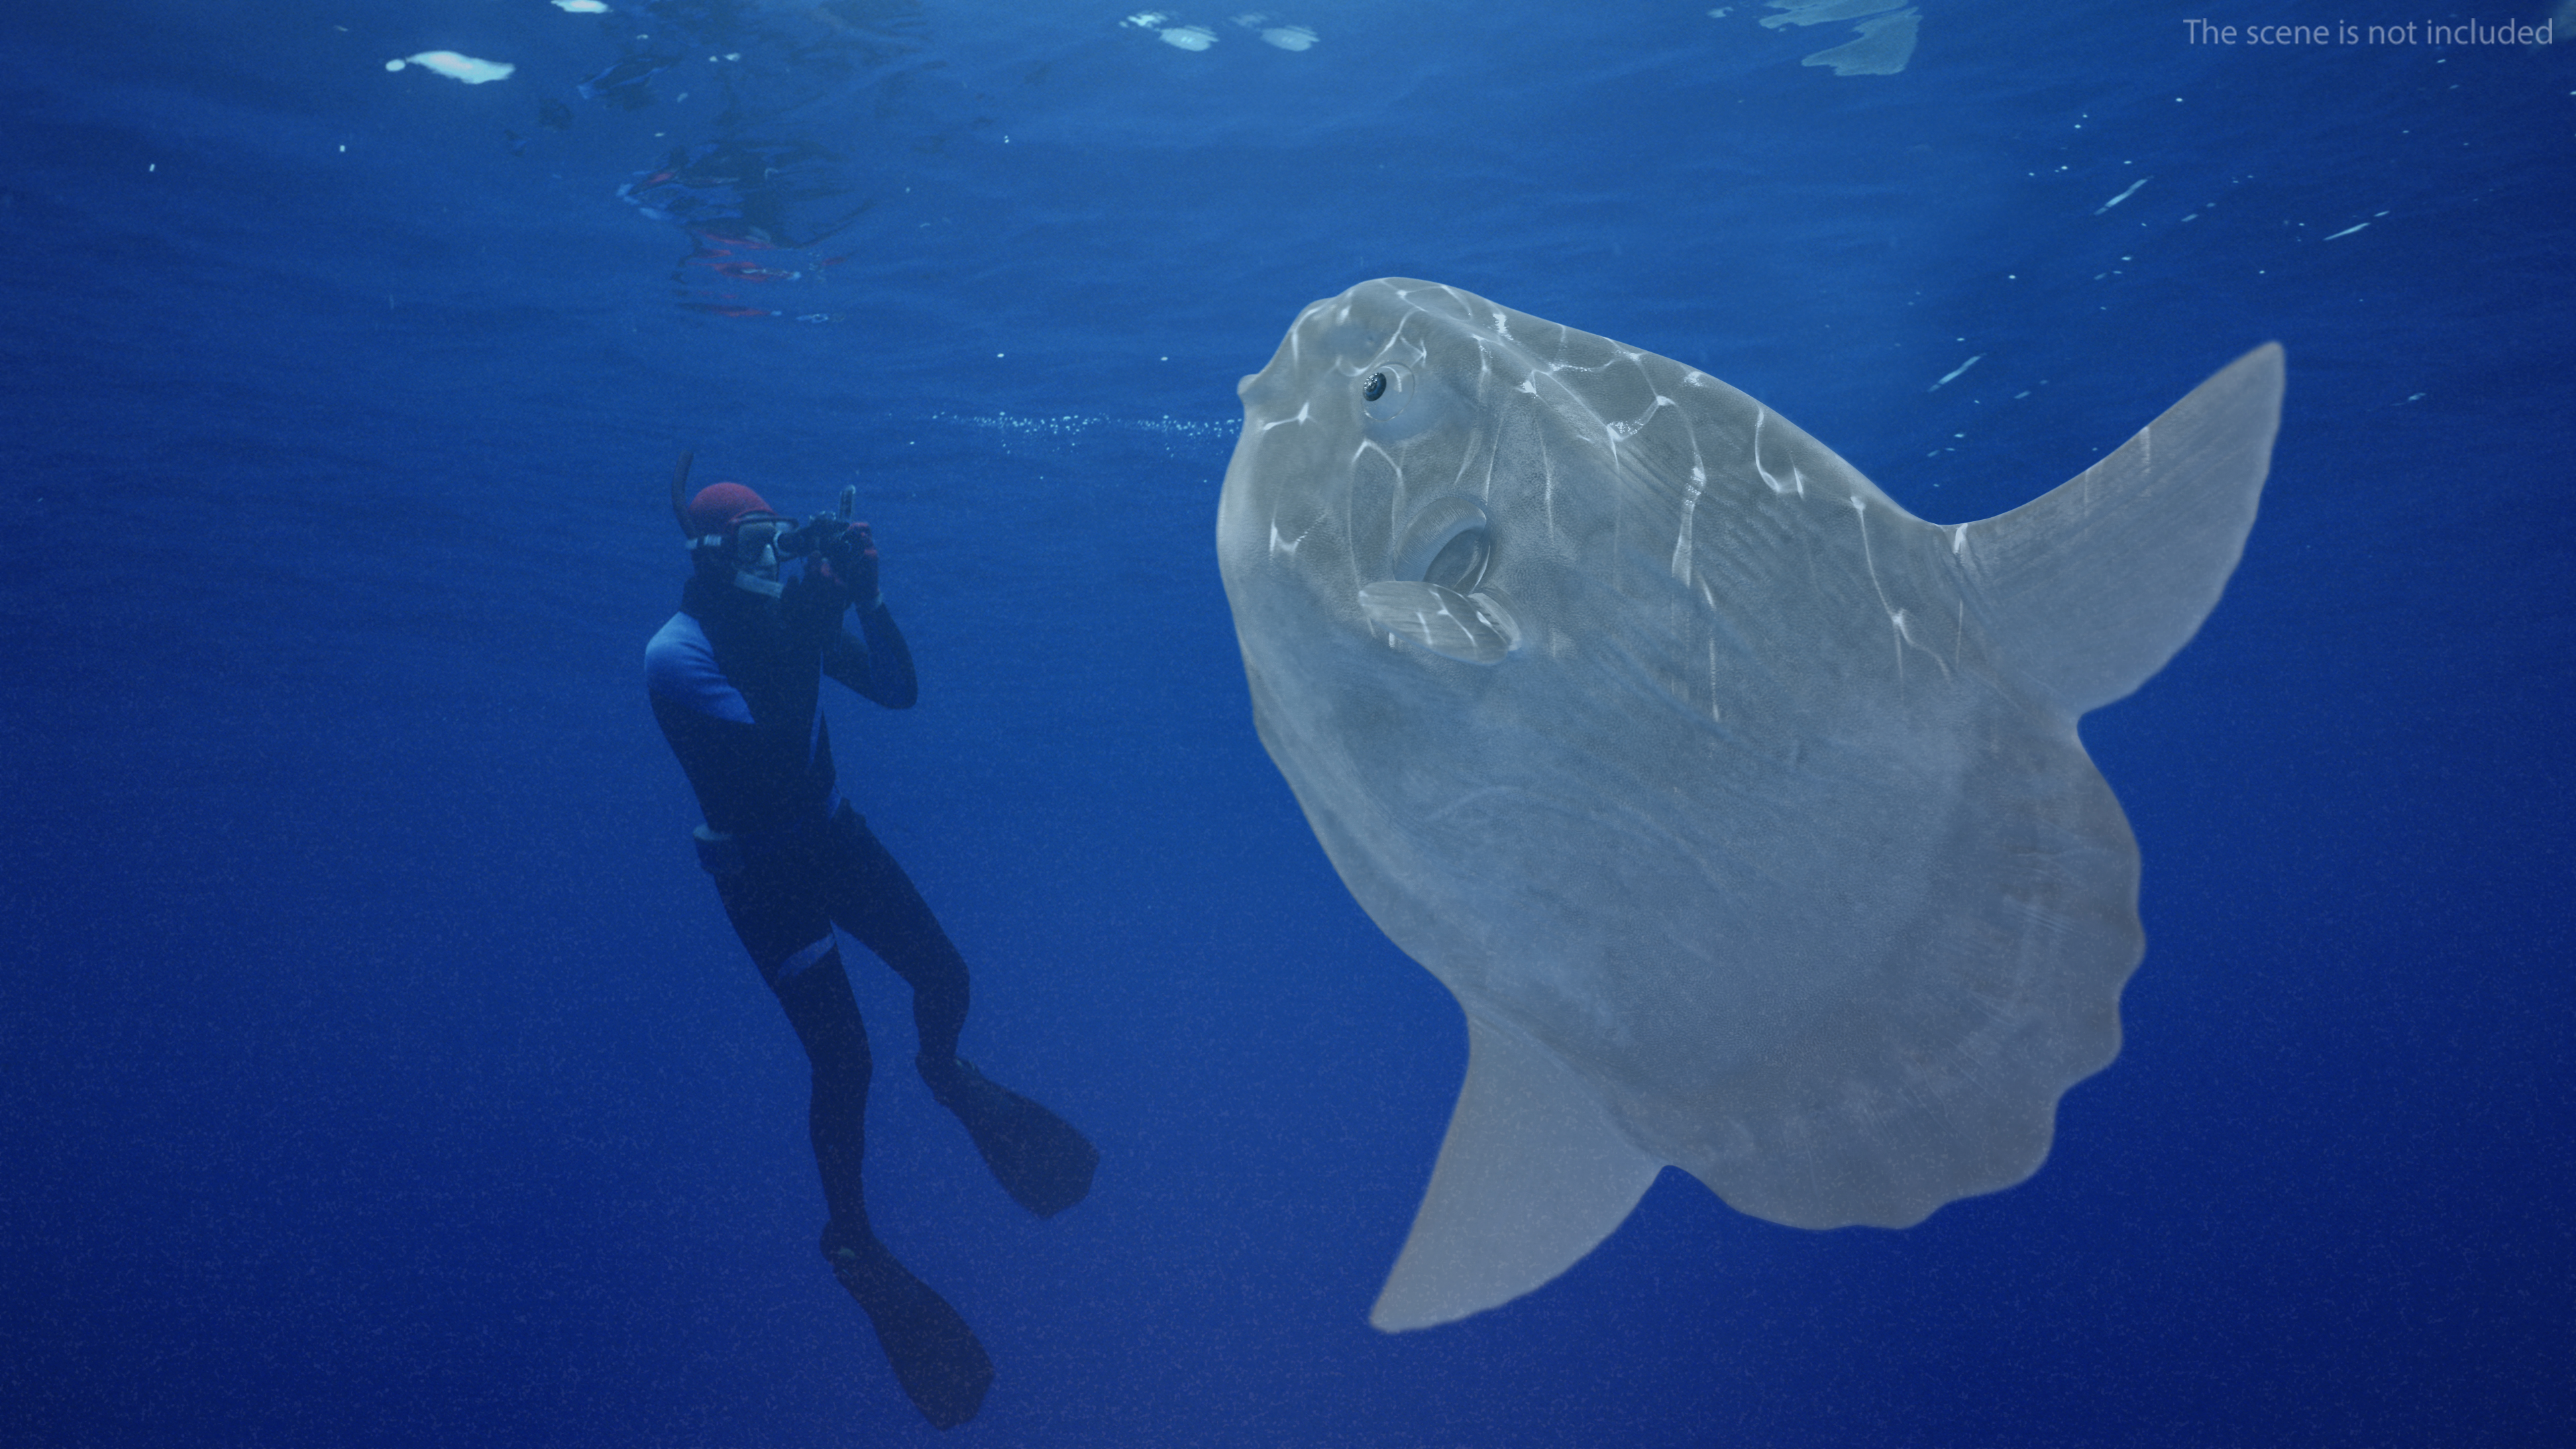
[1371,1015,1664,1332]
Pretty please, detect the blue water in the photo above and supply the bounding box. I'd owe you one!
[4,2,2569,1444]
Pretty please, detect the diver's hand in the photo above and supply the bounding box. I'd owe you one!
[819,520,879,606]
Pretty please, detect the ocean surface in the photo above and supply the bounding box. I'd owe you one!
[3,2,2569,1444]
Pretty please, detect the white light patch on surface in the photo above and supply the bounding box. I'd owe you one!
[552,0,610,12]
[1762,0,1907,30]
[1799,7,1917,74]
[386,52,516,83]
[1127,12,1220,49]
[1232,13,1318,48]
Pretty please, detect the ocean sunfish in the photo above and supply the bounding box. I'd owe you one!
[1214,278,2282,1330]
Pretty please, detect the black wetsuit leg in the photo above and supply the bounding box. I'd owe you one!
[707,837,994,1429]
[706,847,874,1236]
[815,802,971,1069]
[812,803,1097,1220]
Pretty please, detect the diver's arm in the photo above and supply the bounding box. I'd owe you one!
[824,599,918,709]
[814,517,914,708]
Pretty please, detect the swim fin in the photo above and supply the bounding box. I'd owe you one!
[822,1224,993,1430]
[923,1057,1099,1219]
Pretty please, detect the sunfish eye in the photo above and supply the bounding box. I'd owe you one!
[1360,363,1415,421]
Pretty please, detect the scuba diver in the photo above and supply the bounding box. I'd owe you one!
[643,459,1097,1430]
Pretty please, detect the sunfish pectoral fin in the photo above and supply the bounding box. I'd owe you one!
[1370,1015,1664,1332]
[1972,343,2284,714]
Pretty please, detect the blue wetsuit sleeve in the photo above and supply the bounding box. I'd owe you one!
[646,613,753,724]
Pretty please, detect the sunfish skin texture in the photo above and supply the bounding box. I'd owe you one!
[1216,279,2283,1330]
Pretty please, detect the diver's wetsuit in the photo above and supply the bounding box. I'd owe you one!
[647,564,1013,1427]
[647,567,961,1217]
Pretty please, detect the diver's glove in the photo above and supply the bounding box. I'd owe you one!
[817,519,881,608]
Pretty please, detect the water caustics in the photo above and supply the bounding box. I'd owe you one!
[1216,279,2284,1330]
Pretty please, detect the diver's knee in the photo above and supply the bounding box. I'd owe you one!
[762,936,839,993]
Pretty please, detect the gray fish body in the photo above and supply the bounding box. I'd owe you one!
[1217,279,2282,1330]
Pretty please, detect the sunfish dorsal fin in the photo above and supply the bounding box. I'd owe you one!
[1370,1016,1664,1332]
[1968,343,2285,714]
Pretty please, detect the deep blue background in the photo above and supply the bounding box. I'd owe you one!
[4,2,2569,1444]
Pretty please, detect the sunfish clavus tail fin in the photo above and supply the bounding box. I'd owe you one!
[1371,1017,1664,1332]
[1968,343,2285,715]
